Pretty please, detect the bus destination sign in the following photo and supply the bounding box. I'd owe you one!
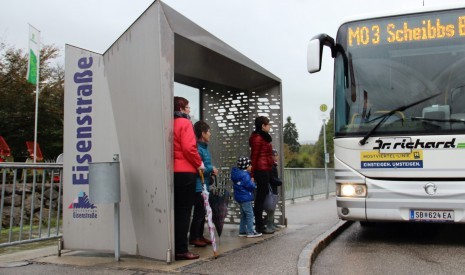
[347,11,465,47]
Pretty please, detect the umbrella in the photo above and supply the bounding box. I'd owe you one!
[208,174,230,237]
[199,170,218,258]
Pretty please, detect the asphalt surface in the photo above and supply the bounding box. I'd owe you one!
[0,196,347,274]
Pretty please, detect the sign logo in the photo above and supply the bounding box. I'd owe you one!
[68,192,98,219]
[361,150,423,169]
[72,56,94,185]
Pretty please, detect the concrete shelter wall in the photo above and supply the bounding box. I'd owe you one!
[201,82,284,225]
[63,46,137,254]
[103,3,173,260]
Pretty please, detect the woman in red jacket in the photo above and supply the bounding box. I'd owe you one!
[249,116,275,234]
[173,96,203,260]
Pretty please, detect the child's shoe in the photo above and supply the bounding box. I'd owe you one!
[238,232,247,237]
[246,231,263,238]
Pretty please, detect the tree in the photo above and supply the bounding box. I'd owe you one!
[283,116,300,153]
[0,42,64,161]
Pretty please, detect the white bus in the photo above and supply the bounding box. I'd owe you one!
[308,5,465,224]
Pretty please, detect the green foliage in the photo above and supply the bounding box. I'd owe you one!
[0,42,64,161]
[284,144,316,168]
[283,110,334,168]
[313,109,334,168]
[283,116,300,153]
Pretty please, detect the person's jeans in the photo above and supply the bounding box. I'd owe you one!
[239,201,255,234]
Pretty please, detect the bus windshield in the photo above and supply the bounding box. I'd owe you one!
[334,8,465,138]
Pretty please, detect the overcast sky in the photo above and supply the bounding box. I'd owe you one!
[2,0,465,142]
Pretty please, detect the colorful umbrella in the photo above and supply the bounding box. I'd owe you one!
[199,170,218,258]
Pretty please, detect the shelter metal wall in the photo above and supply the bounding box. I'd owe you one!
[201,82,284,225]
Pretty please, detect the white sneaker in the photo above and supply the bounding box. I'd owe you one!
[247,231,263,238]
[238,232,247,237]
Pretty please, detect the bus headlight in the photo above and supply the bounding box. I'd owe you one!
[337,184,367,197]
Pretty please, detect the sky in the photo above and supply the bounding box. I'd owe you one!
[2,0,465,143]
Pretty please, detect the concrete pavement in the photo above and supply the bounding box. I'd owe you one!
[0,196,349,274]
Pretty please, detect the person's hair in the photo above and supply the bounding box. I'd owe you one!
[174,96,189,111]
[272,149,278,156]
[255,116,270,131]
[194,120,210,139]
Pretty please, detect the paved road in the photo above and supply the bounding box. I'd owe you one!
[313,221,465,275]
[1,197,341,274]
[182,197,338,274]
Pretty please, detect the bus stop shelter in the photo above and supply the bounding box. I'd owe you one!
[64,0,282,262]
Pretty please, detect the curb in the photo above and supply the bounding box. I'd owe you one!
[297,220,353,275]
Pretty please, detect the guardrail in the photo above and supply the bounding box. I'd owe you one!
[0,163,63,248]
[283,168,335,202]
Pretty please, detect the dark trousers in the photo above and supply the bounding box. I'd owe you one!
[189,192,206,241]
[174,172,196,254]
[253,170,271,230]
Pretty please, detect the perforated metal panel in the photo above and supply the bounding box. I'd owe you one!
[201,82,284,225]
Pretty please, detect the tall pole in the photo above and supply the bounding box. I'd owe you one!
[28,24,40,164]
[33,75,39,163]
[323,118,329,199]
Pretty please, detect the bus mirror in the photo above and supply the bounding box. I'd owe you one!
[307,34,336,74]
[307,39,322,73]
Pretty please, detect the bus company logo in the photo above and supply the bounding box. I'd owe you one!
[373,138,456,150]
[68,191,97,219]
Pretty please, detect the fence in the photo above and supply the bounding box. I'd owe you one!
[283,168,335,202]
[0,164,332,247]
[0,163,63,248]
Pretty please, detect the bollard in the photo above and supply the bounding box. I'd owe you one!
[58,238,62,257]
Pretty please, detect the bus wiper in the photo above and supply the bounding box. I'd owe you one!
[359,92,442,145]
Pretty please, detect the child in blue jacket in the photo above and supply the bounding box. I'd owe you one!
[231,157,262,238]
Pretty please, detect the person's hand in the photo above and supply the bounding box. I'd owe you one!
[198,162,205,171]
[213,167,219,175]
[251,177,255,182]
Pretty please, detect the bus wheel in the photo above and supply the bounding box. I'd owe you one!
[360,221,375,227]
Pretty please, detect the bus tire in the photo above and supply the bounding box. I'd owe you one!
[360,221,375,227]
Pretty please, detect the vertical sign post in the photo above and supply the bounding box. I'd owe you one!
[320,104,329,199]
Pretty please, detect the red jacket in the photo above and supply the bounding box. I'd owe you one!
[173,117,202,173]
[249,132,273,173]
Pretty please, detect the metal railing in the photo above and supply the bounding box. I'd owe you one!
[0,164,331,247]
[0,162,63,248]
[283,168,335,202]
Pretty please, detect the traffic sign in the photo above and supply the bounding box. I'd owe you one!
[320,104,328,112]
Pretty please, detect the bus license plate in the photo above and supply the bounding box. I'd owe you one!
[409,210,454,222]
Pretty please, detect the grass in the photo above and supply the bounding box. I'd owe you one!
[0,218,62,244]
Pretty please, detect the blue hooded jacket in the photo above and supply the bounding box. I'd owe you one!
[230,167,256,203]
[195,141,213,192]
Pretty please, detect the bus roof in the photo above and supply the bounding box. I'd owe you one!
[339,3,465,27]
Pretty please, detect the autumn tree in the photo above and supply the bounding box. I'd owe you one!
[0,42,64,161]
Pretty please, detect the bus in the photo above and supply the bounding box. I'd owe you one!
[307,5,465,224]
